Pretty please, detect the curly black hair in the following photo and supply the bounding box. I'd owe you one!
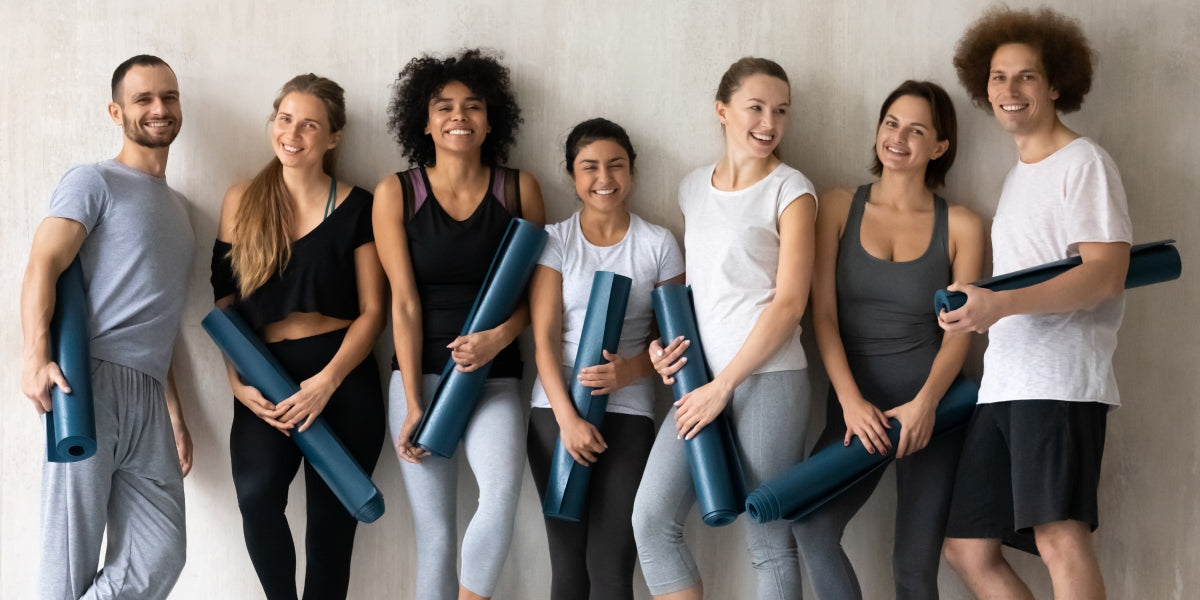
[953,7,1095,114]
[386,48,523,167]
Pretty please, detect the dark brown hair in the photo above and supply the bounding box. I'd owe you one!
[111,55,173,103]
[870,80,958,189]
[953,6,1095,113]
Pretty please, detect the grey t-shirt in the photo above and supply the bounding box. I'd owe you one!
[47,159,194,383]
[531,212,685,418]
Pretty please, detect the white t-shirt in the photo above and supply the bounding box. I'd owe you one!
[531,211,685,418]
[980,137,1133,406]
[678,162,816,376]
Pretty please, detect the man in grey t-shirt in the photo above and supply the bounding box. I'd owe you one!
[20,54,195,599]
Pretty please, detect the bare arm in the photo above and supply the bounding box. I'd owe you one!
[674,193,817,439]
[887,205,985,458]
[373,174,427,462]
[164,363,193,475]
[20,217,87,413]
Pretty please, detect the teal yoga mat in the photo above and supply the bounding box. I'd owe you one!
[745,377,978,523]
[45,258,97,463]
[542,271,632,522]
[651,284,748,527]
[935,239,1182,314]
[412,218,549,458]
[201,307,385,523]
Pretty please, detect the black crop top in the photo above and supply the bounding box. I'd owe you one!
[210,186,374,331]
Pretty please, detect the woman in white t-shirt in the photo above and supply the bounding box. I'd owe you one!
[527,118,685,600]
[631,57,818,600]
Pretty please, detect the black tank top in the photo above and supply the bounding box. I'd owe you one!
[401,166,523,377]
[835,183,950,359]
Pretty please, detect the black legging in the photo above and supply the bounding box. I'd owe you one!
[527,407,655,600]
[230,328,385,600]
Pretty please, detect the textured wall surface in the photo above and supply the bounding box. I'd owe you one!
[2,0,1197,598]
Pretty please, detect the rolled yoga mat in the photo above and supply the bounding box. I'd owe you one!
[934,239,1182,314]
[201,307,385,523]
[651,283,748,527]
[45,258,97,463]
[542,271,632,522]
[412,218,549,458]
[745,377,978,524]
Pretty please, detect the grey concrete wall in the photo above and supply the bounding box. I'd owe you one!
[2,0,1196,597]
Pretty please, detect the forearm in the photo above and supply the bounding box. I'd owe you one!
[812,314,866,406]
[493,300,531,347]
[20,263,56,363]
[994,255,1128,318]
[165,364,187,428]
[392,302,424,411]
[534,344,579,425]
[316,309,385,389]
[915,331,971,406]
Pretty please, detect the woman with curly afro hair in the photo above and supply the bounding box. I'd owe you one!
[372,48,544,600]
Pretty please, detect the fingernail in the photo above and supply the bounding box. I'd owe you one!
[657,349,663,356]
[680,357,687,363]
[682,340,690,346]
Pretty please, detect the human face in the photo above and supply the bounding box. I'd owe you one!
[270,92,338,171]
[425,80,489,155]
[987,43,1060,137]
[572,139,633,213]
[110,65,181,148]
[876,94,948,175]
[716,73,790,159]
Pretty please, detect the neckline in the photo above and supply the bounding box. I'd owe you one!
[575,211,633,249]
[705,161,786,195]
[855,183,940,265]
[294,186,355,244]
[420,165,496,224]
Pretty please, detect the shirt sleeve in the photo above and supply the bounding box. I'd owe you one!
[210,240,237,301]
[777,169,818,220]
[537,221,565,273]
[46,165,109,233]
[1062,148,1133,252]
[353,190,376,247]
[657,227,685,283]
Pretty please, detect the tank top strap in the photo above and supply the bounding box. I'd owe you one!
[932,193,949,257]
[841,183,871,246]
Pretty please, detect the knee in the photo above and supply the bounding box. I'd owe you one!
[745,523,799,571]
[1033,521,1093,571]
[630,495,668,549]
[942,537,995,577]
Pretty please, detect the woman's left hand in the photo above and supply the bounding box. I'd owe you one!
[883,396,937,459]
[577,350,638,396]
[673,379,734,440]
[275,372,339,433]
[447,327,507,372]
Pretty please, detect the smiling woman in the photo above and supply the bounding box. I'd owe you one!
[209,73,388,600]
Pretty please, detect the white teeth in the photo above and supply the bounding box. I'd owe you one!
[447,129,473,135]
[751,133,773,142]
[593,189,616,195]
[282,144,301,153]
[1001,104,1026,112]
[886,146,907,155]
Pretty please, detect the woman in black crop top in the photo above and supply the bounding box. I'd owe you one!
[794,81,984,599]
[373,49,544,600]
[210,74,386,600]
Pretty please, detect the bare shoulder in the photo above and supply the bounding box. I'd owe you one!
[946,203,984,238]
[816,186,857,225]
[217,180,252,240]
[374,172,402,199]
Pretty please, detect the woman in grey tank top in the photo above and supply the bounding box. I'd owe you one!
[793,81,985,599]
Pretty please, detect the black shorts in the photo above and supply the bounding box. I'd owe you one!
[945,400,1108,548]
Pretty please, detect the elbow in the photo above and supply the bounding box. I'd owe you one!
[777,293,809,324]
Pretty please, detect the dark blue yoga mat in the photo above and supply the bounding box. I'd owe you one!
[45,258,97,463]
[542,271,632,522]
[934,239,1182,314]
[412,218,549,458]
[651,284,748,527]
[745,377,978,523]
[201,307,385,523]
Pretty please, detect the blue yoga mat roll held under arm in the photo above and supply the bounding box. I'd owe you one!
[651,284,748,527]
[542,271,632,522]
[46,258,97,463]
[745,377,978,524]
[201,307,385,523]
[934,239,1182,314]
[412,218,549,459]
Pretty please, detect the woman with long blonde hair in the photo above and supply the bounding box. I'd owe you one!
[211,74,386,600]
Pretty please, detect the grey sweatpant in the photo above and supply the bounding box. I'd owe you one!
[40,360,186,600]
[632,370,811,599]
[389,373,526,600]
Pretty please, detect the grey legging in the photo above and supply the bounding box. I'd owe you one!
[632,369,810,599]
[389,373,525,600]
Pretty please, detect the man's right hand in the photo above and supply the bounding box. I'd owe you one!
[22,356,70,414]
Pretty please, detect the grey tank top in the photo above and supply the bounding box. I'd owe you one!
[836,183,950,359]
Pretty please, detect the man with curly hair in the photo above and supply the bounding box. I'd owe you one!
[938,7,1132,599]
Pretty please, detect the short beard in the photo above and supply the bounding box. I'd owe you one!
[123,116,177,149]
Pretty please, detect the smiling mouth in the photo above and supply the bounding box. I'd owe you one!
[884,145,910,156]
[282,144,302,153]
[751,132,774,142]
[446,129,473,135]
[593,189,616,196]
[144,120,173,129]
[999,103,1028,113]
